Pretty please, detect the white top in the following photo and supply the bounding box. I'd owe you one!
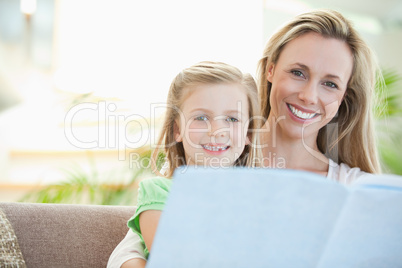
[106,229,146,268]
[327,158,373,184]
[107,160,372,267]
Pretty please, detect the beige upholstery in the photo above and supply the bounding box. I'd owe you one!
[0,202,135,268]
[0,208,27,267]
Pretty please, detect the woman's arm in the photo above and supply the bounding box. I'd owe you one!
[139,210,162,252]
[107,230,146,268]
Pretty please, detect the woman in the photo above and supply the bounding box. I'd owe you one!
[108,9,382,268]
[257,9,381,182]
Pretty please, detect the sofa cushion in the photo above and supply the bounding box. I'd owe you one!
[0,208,27,268]
[0,202,135,268]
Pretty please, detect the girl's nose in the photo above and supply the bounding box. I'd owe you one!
[208,120,228,137]
[298,82,318,105]
[208,129,227,138]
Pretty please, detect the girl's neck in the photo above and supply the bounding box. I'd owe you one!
[260,118,329,176]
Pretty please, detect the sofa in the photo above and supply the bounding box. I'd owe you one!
[0,202,135,268]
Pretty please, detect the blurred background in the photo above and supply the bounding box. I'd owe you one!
[0,0,401,204]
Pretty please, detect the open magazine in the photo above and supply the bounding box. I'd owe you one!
[147,167,402,268]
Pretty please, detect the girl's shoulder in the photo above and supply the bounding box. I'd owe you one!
[327,159,373,184]
[138,176,173,195]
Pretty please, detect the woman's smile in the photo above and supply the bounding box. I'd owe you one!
[286,103,319,121]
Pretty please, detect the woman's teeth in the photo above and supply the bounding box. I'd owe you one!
[288,104,316,119]
[202,145,229,151]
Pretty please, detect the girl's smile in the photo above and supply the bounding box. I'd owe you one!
[174,83,250,167]
[201,143,230,155]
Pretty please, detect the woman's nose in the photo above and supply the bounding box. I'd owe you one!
[298,82,318,105]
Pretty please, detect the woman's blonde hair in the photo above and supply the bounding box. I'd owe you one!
[257,9,381,173]
[152,61,261,177]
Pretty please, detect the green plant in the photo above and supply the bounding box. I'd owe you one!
[20,148,166,205]
[375,68,402,175]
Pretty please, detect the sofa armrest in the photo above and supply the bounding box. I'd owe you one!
[0,202,135,268]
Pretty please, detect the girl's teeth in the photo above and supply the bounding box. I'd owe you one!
[289,104,316,119]
[203,145,229,151]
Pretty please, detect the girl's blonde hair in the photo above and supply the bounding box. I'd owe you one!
[257,9,381,173]
[152,61,261,177]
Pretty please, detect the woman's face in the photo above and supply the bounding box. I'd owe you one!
[267,32,353,142]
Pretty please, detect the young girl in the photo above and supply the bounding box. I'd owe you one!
[123,61,261,265]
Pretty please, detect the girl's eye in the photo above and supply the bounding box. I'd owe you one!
[194,115,208,121]
[291,70,305,78]
[226,117,239,123]
[324,81,338,89]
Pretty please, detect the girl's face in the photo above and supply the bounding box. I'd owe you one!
[267,32,353,143]
[174,83,250,168]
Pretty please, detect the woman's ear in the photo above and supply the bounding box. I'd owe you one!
[267,63,275,83]
[174,121,182,142]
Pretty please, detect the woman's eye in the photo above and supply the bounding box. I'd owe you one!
[226,117,239,123]
[324,81,338,89]
[291,70,304,78]
[194,115,208,121]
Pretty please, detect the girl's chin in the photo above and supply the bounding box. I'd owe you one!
[194,158,235,168]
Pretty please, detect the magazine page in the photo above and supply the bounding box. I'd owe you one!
[148,168,348,268]
[351,173,402,189]
[317,184,402,267]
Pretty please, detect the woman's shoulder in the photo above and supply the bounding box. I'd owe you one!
[327,159,373,184]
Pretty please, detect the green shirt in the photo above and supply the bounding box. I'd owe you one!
[127,177,172,259]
